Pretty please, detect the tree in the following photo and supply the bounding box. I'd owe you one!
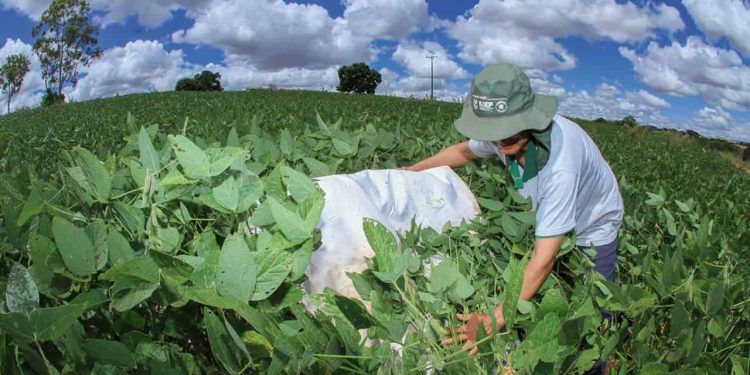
[337,62,381,94]
[743,147,750,162]
[32,0,101,105]
[175,70,222,91]
[621,115,637,128]
[0,54,31,113]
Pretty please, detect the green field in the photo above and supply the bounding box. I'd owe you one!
[0,90,749,374]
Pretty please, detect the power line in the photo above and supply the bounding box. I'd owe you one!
[426,54,437,100]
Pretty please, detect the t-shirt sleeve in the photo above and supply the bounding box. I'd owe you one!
[467,139,497,159]
[535,170,578,238]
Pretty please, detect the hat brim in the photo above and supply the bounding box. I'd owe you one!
[454,94,558,141]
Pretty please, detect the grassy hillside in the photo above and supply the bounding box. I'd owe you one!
[0,90,749,373]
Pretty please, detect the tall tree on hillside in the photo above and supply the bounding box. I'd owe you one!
[0,54,31,113]
[337,62,381,95]
[32,0,101,105]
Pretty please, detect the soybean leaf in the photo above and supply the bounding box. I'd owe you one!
[206,147,246,177]
[52,216,97,277]
[217,235,257,302]
[476,197,504,211]
[502,256,528,329]
[85,220,109,271]
[70,147,112,202]
[16,184,44,227]
[237,178,264,213]
[113,202,145,240]
[205,309,245,375]
[213,176,240,212]
[111,282,158,312]
[538,289,568,318]
[363,219,398,273]
[279,129,293,156]
[299,190,325,233]
[428,260,459,293]
[242,330,273,353]
[107,229,135,266]
[32,302,93,341]
[101,256,160,284]
[150,251,194,284]
[510,211,536,226]
[5,264,39,313]
[303,157,330,177]
[706,283,725,316]
[138,127,160,174]
[281,166,317,203]
[0,312,34,342]
[500,215,522,238]
[84,339,136,368]
[268,197,310,243]
[448,274,475,303]
[334,295,372,330]
[645,192,665,207]
[169,135,211,179]
[251,247,292,301]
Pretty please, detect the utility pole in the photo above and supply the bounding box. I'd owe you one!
[426,54,437,100]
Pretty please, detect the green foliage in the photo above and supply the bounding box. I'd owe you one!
[32,0,101,99]
[175,70,223,92]
[41,88,65,106]
[0,91,748,374]
[0,54,31,113]
[337,62,382,94]
[621,115,637,128]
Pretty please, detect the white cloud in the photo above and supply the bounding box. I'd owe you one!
[172,0,374,70]
[620,36,750,111]
[683,0,750,58]
[214,63,339,91]
[342,0,428,40]
[446,0,683,71]
[688,106,750,142]
[693,106,732,126]
[391,41,468,80]
[376,67,464,101]
[0,0,49,19]
[595,83,620,99]
[0,38,44,114]
[558,83,670,123]
[89,0,205,28]
[525,69,567,97]
[68,40,198,101]
[1,0,205,28]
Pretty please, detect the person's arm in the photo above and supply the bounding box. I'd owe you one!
[443,236,565,355]
[492,235,565,323]
[402,141,477,171]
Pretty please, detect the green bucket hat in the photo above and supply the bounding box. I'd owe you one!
[454,63,558,141]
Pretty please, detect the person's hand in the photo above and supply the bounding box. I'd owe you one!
[441,312,495,355]
[398,165,416,171]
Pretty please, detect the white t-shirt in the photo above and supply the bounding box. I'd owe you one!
[468,115,624,247]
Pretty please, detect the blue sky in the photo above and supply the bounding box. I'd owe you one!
[1,0,750,143]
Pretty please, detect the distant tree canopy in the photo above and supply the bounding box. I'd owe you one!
[0,54,31,113]
[33,0,101,106]
[175,71,223,92]
[621,115,637,128]
[743,147,750,162]
[337,62,381,95]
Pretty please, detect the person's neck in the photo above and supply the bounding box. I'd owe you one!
[516,145,528,167]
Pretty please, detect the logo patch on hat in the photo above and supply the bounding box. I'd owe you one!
[472,95,508,114]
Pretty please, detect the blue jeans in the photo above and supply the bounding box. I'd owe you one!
[591,237,618,281]
[585,237,618,375]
